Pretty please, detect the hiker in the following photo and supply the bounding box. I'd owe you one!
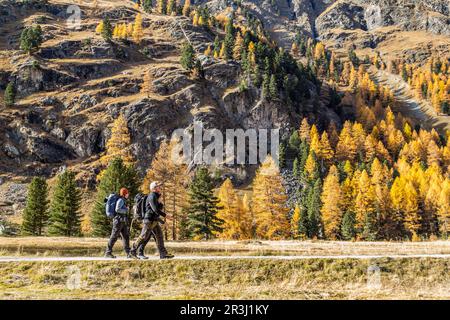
[130,181,174,260]
[105,188,133,259]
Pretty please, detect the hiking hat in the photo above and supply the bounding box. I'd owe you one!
[150,181,161,191]
[119,188,129,197]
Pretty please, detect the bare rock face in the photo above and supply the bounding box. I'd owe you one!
[65,126,105,158]
[0,183,28,216]
[152,72,192,95]
[316,2,367,34]
[12,59,77,95]
[314,0,450,36]
[204,62,241,89]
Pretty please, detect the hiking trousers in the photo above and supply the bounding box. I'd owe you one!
[131,219,168,257]
[106,216,130,254]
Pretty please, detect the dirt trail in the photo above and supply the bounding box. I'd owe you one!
[368,66,450,133]
[1,254,450,262]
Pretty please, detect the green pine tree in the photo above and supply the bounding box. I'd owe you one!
[262,74,270,98]
[4,82,15,106]
[269,74,278,99]
[298,140,309,176]
[224,17,235,60]
[306,178,322,238]
[101,17,113,42]
[180,42,196,71]
[142,0,153,13]
[341,210,356,240]
[48,170,82,237]
[184,167,223,240]
[288,131,301,153]
[213,35,221,56]
[20,25,43,54]
[21,177,49,236]
[298,204,309,239]
[361,212,377,241]
[90,158,140,237]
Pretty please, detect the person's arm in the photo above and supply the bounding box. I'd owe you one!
[115,198,128,215]
[147,193,166,217]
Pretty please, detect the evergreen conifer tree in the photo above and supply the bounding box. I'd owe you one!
[20,25,43,54]
[184,167,223,240]
[90,158,140,237]
[341,210,356,240]
[180,42,196,71]
[22,177,49,236]
[4,82,15,106]
[306,178,322,238]
[48,170,82,237]
[101,17,113,42]
[223,17,235,60]
[142,0,153,13]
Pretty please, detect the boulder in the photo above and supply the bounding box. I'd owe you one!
[65,126,104,158]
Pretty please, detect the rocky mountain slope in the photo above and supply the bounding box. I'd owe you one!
[0,0,448,219]
[0,0,333,182]
[208,0,449,61]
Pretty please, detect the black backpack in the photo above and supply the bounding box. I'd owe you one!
[132,193,147,221]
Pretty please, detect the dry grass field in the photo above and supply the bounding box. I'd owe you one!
[0,238,449,299]
[1,237,450,257]
[0,257,449,299]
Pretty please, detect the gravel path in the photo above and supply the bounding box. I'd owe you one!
[1,254,450,262]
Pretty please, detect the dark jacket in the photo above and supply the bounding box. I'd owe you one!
[144,192,166,220]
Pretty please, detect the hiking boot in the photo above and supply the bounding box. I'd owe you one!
[160,253,174,259]
[127,253,138,260]
[128,251,138,259]
[105,252,116,259]
[137,254,149,260]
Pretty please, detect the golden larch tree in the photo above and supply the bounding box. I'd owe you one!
[101,114,134,166]
[290,204,301,239]
[354,170,377,238]
[204,45,212,56]
[304,151,318,180]
[132,13,144,44]
[299,118,311,143]
[216,178,239,239]
[252,156,290,239]
[402,181,421,239]
[241,193,254,239]
[143,139,189,240]
[233,31,244,60]
[335,122,357,162]
[437,179,450,237]
[182,0,191,16]
[319,131,334,164]
[321,165,343,239]
[95,21,104,34]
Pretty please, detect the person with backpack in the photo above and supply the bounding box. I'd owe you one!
[130,181,174,260]
[105,188,134,259]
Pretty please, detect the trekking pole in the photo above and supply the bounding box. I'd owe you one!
[129,218,135,235]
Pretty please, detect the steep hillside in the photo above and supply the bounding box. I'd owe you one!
[0,0,335,183]
[216,0,450,61]
[0,0,449,235]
